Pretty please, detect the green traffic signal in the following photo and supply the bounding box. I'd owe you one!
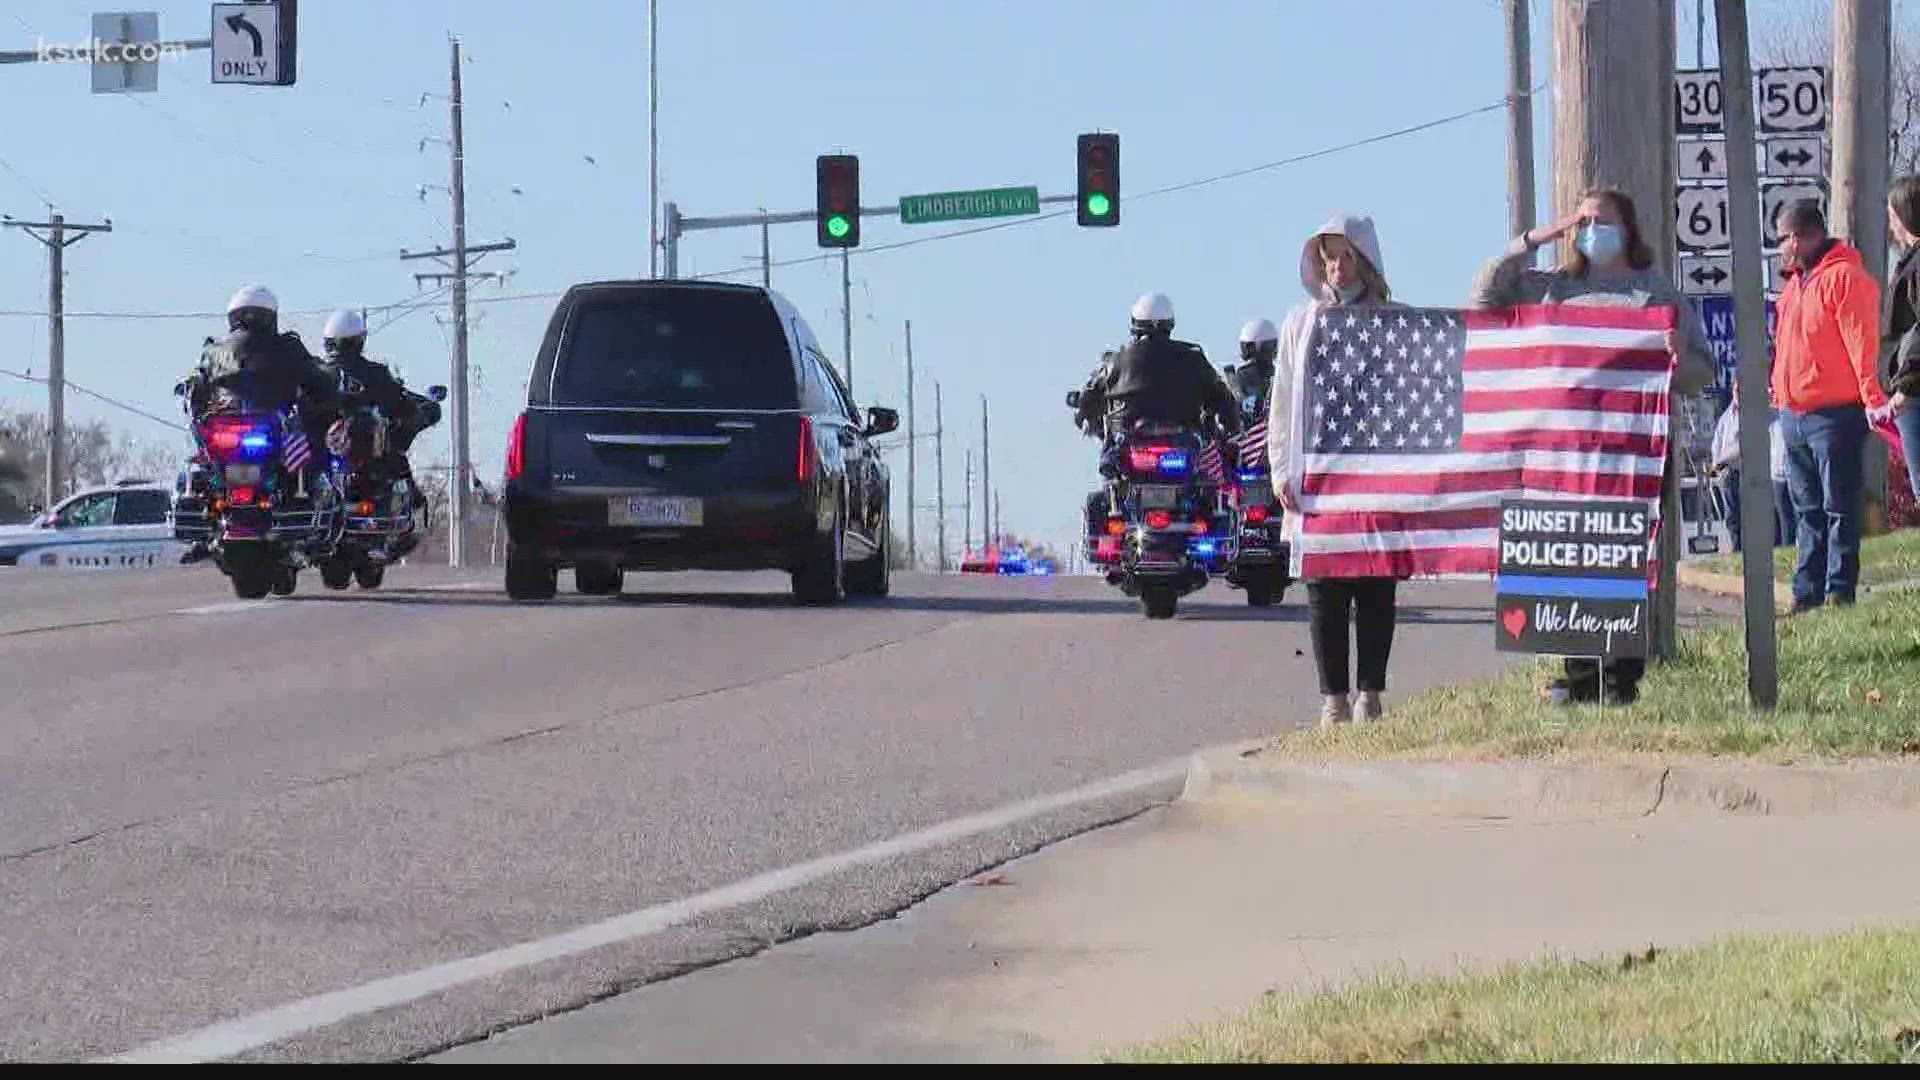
[827,214,851,239]
[1086,193,1111,219]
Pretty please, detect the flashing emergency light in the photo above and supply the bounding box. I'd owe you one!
[1245,504,1271,525]
[1156,450,1190,473]
[1191,539,1218,557]
[1145,509,1174,530]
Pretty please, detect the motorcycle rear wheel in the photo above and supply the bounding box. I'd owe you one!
[1141,588,1179,620]
[226,546,276,600]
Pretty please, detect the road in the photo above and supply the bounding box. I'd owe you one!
[0,562,1510,1063]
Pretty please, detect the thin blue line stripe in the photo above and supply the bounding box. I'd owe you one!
[1498,574,1648,600]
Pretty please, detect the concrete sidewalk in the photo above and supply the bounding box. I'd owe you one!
[432,781,1920,1063]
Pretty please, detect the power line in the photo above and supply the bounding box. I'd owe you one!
[0,368,187,432]
[0,88,1538,323]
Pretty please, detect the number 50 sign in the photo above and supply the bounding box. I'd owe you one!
[1675,66,1826,135]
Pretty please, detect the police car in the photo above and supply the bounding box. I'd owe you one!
[0,480,184,569]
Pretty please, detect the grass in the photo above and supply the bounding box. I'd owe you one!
[1266,587,1920,762]
[1696,528,1920,590]
[1114,925,1920,1063]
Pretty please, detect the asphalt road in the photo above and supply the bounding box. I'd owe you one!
[0,561,1512,1063]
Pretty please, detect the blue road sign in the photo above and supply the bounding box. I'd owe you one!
[1692,294,1777,398]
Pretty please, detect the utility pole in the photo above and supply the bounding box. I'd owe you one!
[1552,0,1679,658]
[1504,0,1536,242]
[760,212,771,288]
[980,396,990,549]
[5,211,111,509]
[402,36,515,569]
[648,0,659,278]
[1832,0,1894,533]
[904,320,916,570]
[841,248,854,395]
[963,449,973,555]
[994,489,1001,549]
[1715,0,1780,710]
[934,379,947,573]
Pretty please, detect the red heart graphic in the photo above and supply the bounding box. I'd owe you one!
[1501,607,1529,640]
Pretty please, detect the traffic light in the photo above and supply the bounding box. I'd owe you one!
[816,154,860,248]
[1077,133,1118,226]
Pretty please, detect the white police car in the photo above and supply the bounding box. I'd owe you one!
[0,480,184,569]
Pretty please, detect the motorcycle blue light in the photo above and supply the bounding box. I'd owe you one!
[1236,469,1264,482]
[241,433,271,453]
[1191,539,1217,556]
[1157,451,1190,472]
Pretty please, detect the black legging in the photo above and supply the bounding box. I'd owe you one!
[1308,577,1398,696]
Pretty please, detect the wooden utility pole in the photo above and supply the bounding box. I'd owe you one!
[1504,0,1537,241]
[1832,0,1894,532]
[905,320,916,570]
[1552,0,1681,659]
[4,211,112,510]
[1716,0,1781,710]
[934,379,947,573]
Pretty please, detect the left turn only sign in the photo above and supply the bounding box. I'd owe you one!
[212,1,297,86]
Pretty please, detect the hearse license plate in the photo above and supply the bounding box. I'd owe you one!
[610,495,703,527]
[1137,485,1180,510]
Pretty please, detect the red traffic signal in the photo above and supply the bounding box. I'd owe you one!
[1077,133,1118,227]
[816,154,860,248]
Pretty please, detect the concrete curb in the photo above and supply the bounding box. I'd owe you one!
[1675,563,1793,613]
[1180,748,1920,817]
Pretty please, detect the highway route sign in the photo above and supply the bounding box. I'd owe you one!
[1676,186,1732,252]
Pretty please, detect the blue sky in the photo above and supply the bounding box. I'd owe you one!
[0,0,1835,560]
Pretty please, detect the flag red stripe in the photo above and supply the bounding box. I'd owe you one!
[1462,346,1673,372]
[1457,430,1666,456]
[1302,468,1665,499]
[1302,508,1500,535]
[1460,304,1677,332]
[1461,387,1670,416]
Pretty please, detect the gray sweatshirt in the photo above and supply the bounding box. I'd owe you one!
[1469,234,1718,398]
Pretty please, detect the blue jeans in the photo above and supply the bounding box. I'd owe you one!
[1897,406,1920,500]
[1780,405,1868,607]
[1716,467,1743,552]
[1774,478,1796,547]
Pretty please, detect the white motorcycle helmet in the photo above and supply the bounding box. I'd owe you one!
[1238,317,1279,362]
[1129,292,1175,337]
[226,284,278,331]
[323,308,369,361]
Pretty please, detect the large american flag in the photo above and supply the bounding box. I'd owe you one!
[1289,303,1676,579]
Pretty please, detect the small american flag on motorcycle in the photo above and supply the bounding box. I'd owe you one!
[1236,415,1269,472]
[283,425,312,473]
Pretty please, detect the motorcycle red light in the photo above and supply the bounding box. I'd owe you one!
[1104,516,1126,537]
[1246,505,1271,525]
[1145,509,1173,530]
[1128,448,1161,471]
[229,486,255,506]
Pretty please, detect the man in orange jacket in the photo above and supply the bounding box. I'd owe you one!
[1770,199,1888,611]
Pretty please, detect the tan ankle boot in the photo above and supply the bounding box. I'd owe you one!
[1320,694,1350,730]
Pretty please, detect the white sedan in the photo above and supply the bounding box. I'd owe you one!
[0,481,185,569]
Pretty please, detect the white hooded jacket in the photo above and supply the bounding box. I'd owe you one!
[1265,214,1402,558]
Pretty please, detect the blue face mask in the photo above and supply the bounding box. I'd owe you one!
[1577,223,1625,264]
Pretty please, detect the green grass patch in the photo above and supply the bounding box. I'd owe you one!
[1697,528,1920,590]
[1269,589,1920,762]
[1116,925,1920,1063]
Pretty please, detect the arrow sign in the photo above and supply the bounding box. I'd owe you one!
[1677,137,1729,182]
[225,12,262,57]
[1763,135,1825,179]
[1679,253,1734,296]
[1690,265,1729,287]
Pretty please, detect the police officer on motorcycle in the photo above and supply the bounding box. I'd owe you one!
[186,285,342,486]
[319,309,441,495]
[1229,318,1279,410]
[1073,293,1241,538]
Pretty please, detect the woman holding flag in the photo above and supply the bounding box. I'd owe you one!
[1268,213,1408,729]
[1469,188,1715,705]
[1879,174,1920,498]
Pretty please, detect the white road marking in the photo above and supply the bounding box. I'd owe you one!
[95,752,1203,1063]
[173,601,275,616]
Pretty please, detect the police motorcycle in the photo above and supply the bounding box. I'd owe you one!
[312,368,445,591]
[171,366,345,600]
[1068,388,1219,620]
[1214,385,1291,606]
